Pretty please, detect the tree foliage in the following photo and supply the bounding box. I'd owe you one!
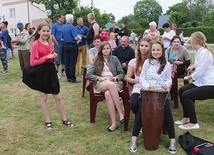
[134,0,162,23]
[31,0,78,22]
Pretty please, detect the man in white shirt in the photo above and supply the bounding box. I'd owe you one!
[162,23,176,50]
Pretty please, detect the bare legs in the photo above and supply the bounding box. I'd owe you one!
[101,81,124,130]
[39,92,67,123]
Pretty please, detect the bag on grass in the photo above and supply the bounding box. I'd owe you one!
[179,131,214,155]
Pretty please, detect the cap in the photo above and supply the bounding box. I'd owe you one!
[17,22,24,28]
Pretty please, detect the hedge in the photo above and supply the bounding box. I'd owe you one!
[130,27,214,43]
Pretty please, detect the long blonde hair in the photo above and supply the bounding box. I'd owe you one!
[191,31,214,56]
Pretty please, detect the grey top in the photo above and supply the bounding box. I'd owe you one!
[86,55,125,82]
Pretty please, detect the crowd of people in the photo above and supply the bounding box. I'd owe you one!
[0,14,214,154]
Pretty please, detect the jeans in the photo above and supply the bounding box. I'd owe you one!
[0,48,8,71]
[54,44,65,66]
[64,43,78,81]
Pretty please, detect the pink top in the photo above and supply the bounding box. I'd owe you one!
[100,31,108,42]
[30,40,55,67]
[108,32,117,49]
[101,60,113,77]
[128,58,141,94]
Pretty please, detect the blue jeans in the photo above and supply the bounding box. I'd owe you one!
[64,43,78,81]
[54,44,65,66]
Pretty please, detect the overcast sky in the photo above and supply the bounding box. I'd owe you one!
[80,0,182,21]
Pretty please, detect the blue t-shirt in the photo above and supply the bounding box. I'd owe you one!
[62,23,77,43]
[51,22,64,45]
[75,25,89,47]
[0,29,9,49]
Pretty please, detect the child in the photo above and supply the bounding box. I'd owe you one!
[23,22,75,131]
[108,27,117,50]
[100,26,108,42]
[129,41,176,154]
[86,42,124,132]
[126,38,151,152]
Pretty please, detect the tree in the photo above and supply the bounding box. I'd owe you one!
[109,13,115,22]
[182,0,214,24]
[31,0,78,22]
[166,2,191,26]
[134,0,162,24]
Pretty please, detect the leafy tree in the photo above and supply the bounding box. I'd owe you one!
[31,0,78,22]
[182,0,214,24]
[109,13,115,22]
[166,2,191,26]
[204,11,214,26]
[134,0,162,23]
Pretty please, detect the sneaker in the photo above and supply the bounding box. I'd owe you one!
[178,123,200,130]
[168,142,177,154]
[175,118,190,125]
[129,141,137,153]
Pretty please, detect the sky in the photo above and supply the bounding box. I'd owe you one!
[80,0,182,21]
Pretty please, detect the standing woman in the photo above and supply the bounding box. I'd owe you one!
[129,41,176,154]
[108,27,117,50]
[176,31,214,130]
[126,38,151,152]
[86,42,125,132]
[24,22,75,130]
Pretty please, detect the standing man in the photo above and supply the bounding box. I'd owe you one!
[87,13,100,48]
[75,17,89,76]
[62,14,81,83]
[13,22,30,72]
[112,36,135,74]
[0,21,9,75]
[110,21,119,46]
[119,22,128,37]
[162,23,176,50]
[51,14,65,79]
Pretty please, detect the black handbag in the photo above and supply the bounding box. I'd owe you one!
[179,131,214,155]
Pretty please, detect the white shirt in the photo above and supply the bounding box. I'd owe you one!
[140,59,172,90]
[191,47,214,86]
[162,30,176,49]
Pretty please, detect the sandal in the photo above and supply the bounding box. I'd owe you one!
[62,119,75,128]
[44,122,53,130]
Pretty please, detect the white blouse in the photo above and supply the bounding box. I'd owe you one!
[140,59,172,90]
[191,47,214,86]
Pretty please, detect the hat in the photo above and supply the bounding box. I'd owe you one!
[2,21,8,26]
[17,22,24,28]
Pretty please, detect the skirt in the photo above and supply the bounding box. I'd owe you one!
[94,77,122,94]
[22,62,60,94]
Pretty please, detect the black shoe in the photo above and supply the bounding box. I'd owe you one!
[120,118,124,124]
[71,80,81,83]
[67,79,72,82]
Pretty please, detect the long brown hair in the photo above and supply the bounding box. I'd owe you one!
[94,42,112,76]
[135,38,151,75]
[31,22,51,42]
[150,41,167,74]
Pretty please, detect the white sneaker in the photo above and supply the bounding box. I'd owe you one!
[168,142,177,154]
[174,118,190,125]
[178,123,200,130]
[129,141,137,153]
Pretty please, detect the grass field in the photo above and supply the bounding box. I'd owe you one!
[0,51,213,155]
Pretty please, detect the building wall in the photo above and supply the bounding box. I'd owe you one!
[1,0,48,36]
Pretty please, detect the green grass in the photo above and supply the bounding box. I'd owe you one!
[0,52,213,155]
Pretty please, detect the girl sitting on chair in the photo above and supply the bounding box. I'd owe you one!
[86,42,125,132]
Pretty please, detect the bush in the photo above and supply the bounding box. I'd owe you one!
[130,27,214,43]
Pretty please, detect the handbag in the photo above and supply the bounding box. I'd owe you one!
[179,131,214,155]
